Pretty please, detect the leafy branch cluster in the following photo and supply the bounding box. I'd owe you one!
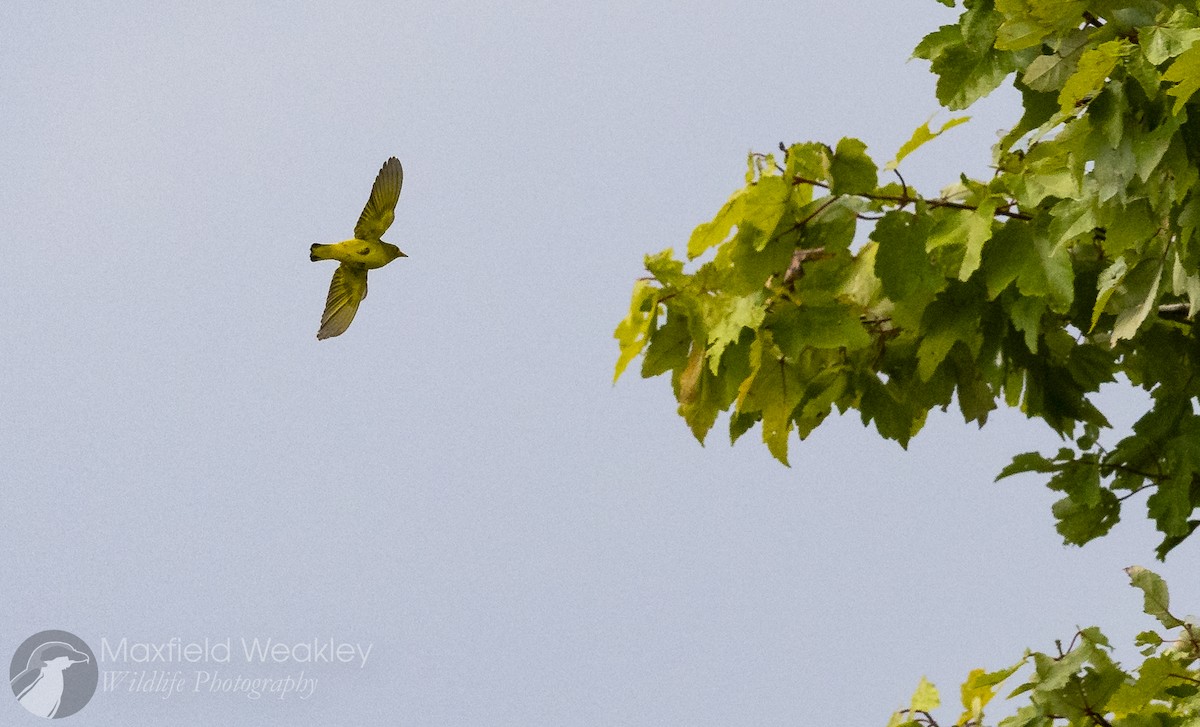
[614,0,1200,556]
[887,567,1200,727]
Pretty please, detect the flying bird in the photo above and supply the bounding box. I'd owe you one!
[310,157,407,339]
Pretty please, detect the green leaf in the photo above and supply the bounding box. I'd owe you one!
[738,175,792,253]
[735,334,803,465]
[641,308,690,378]
[785,141,832,184]
[1103,199,1159,257]
[981,220,1074,310]
[885,116,970,171]
[1049,464,1120,546]
[960,202,996,280]
[916,287,984,380]
[911,676,940,712]
[1107,656,1176,716]
[829,137,877,195]
[1020,30,1090,92]
[644,249,686,287]
[873,211,942,302]
[770,304,872,355]
[916,6,1022,110]
[1143,8,1200,66]
[1155,520,1200,560]
[1091,257,1129,333]
[703,292,767,373]
[614,280,658,383]
[1110,256,1165,345]
[1058,41,1126,114]
[859,375,925,447]
[996,451,1057,480]
[1008,295,1044,353]
[687,189,745,259]
[1163,43,1200,115]
[931,43,1017,110]
[676,340,724,444]
[959,660,1024,724]
[1125,566,1183,628]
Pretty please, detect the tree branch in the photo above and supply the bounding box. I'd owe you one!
[1157,302,1194,323]
[791,175,1033,220]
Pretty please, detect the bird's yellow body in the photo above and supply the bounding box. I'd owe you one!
[310,239,406,269]
[309,157,406,340]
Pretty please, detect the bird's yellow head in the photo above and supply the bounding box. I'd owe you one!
[383,242,407,261]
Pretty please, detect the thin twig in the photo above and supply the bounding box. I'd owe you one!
[791,175,1033,220]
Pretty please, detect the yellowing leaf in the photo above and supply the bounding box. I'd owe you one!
[704,293,767,373]
[885,116,970,171]
[1163,44,1200,115]
[958,660,1025,724]
[911,676,940,712]
[1058,41,1125,114]
[687,189,746,258]
[678,341,705,405]
[613,280,657,383]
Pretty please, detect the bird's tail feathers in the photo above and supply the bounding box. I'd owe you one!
[309,243,330,262]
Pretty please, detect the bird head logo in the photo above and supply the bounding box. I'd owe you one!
[9,631,98,719]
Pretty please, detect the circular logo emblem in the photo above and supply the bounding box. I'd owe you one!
[9,631,97,719]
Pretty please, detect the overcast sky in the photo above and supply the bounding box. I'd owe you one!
[2,2,1196,725]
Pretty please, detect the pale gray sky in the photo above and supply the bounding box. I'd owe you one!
[2,2,1196,725]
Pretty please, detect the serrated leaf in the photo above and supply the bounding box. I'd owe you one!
[1143,9,1200,66]
[911,676,940,712]
[1110,256,1165,345]
[735,334,802,465]
[704,293,767,373]
[926,204,993,259]
[1125,566,1182,628]
[996,451,1058,479]
[1163,43,1200,115]
[738,175,792,252]
[1108,656,1176,715]
[785,141,832,183]
[981,220,1074,310]
[687,190,745,259]
[961,202,996,279]
[772,304,872,354]
[644,248,686,286]
[1009,295,1045,353]
[859,375,925,447]
[916,289,984,380]
[676,340,724,444]
[873,211,942,301]
[1050,475,1119,545]
[959,661,1024,724]
[1021,30,1090,91]
[642,308,691,378]
[1091,257,1129,333]
[613,280,658,383]
[1058,41,1126,114]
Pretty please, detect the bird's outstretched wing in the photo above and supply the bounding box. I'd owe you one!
[317,264,369,340]
[354,157,403,241]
